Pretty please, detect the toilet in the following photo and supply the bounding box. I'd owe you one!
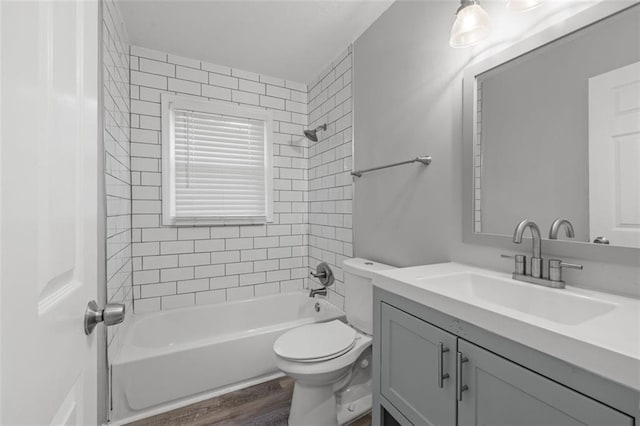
[273,258,395,426]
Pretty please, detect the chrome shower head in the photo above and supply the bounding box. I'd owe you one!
[303,124,327,142]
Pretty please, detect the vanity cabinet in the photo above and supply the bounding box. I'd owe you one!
[378,302,633,426]
[380,303,457,425]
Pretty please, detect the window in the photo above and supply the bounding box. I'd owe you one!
[161,94,273,226]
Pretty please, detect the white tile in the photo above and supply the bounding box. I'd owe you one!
[142,227,177,241]
[194,264,225,278]
[201,84,232,101]
[227,286,254,301]
[211,251,240,264]
[240,226,267,238]
[134,297,161,313]
[232,68,259,81]
[209,72,238,89]
[195,289,226,305]
[260,75,285,87]
[239,272,265,286]
[139,58,175,77]
[167,53,200,69]
[201,61,231,75]
[266,85,290,99]
[131,71,167,90]
[280,279,303,292]
[131,45,167,62]
[178,227,210,240]
[132,242,159,256]
[254,282,280,297]
[260,95,285,110]
[162,293,195,309]
[143,254,178,270]
[241,248,267,261]
[179,252,211,267]
[210,226,239,238]
[226,238,253,250]
[194,239,225,252]
[267,269,290,282]
[161,267,194,282]
[141,281,176,298]
[177,278,209,293]
[210,275,239,289]
[285,80,307,92]
[232,90,259,106]
[226,262,253,275]
[168,78,200,96]
[239,79,265,95]
[176,65,208,83]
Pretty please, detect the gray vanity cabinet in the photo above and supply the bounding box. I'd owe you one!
[380,303,457,426]
[457,339,632,426]
[377,301,634,426]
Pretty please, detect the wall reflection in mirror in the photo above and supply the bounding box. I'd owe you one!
[472,4,640,249]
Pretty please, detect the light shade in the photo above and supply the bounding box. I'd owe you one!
[506,0,543,13]
[450,3,491,48]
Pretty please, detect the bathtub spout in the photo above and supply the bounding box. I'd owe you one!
[309,288,327,298]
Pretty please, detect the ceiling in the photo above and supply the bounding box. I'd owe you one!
[117,0,394,84]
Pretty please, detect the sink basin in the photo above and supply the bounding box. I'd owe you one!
[416,272,618,326]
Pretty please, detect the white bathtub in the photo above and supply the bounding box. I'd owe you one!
[109,291,345,423]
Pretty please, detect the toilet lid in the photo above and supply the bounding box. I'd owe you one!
[274,320,357,362]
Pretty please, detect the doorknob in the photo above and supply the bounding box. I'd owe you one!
[84,300,125,335]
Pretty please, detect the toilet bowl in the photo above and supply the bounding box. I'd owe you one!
[273,258,395,426]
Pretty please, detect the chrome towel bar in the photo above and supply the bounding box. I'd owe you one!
[351,155,432,178]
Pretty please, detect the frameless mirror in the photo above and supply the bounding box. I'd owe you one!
[465,3,640,249]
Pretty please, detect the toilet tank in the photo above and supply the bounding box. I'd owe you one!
[342,258,395,335]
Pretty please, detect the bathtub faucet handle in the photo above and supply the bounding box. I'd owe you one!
[309,262,335,287]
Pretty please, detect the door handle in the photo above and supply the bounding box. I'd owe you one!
[437,342,450,388]
[84,300,125,335]
[456,351,469,401]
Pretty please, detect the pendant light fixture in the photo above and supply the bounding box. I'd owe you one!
[449,0,491,48]
[506,0,544,13]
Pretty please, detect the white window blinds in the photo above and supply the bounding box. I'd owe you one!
[162,95,273,225]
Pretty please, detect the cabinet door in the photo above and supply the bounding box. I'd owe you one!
[380,303,457,426]
[457,339,633,426]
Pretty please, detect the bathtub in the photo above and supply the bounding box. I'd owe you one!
[109,291,345,423]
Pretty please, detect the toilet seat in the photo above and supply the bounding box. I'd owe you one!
[274,320,357,363]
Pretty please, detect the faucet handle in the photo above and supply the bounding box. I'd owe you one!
[548,259,583,283]
[500,254,526,275]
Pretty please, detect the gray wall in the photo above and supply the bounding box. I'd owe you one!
[353,0,640,298]
[480,6,640,239]
[353,0,464,268]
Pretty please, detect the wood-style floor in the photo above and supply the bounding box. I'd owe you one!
[126,376,372,426]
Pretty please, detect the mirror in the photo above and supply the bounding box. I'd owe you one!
[466,3,640,249]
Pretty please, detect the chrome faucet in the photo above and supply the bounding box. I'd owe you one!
[504,219,582,289]
[549,218,575,240]
[513,219,542,278]
[309,288,328,298]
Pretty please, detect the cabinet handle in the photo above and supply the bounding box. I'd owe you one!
[437,342,450,388]
[456,352,469,401]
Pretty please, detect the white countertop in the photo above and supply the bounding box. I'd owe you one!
[373,262,640,392]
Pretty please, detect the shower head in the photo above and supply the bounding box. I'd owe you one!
[303,124,327,142]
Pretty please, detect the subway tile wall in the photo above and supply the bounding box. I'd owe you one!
[103,0,133,345]
[129,46,312,312]
[307,47,354,310]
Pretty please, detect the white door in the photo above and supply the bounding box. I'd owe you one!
[589,62,640,248]
[1,1,100,424]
